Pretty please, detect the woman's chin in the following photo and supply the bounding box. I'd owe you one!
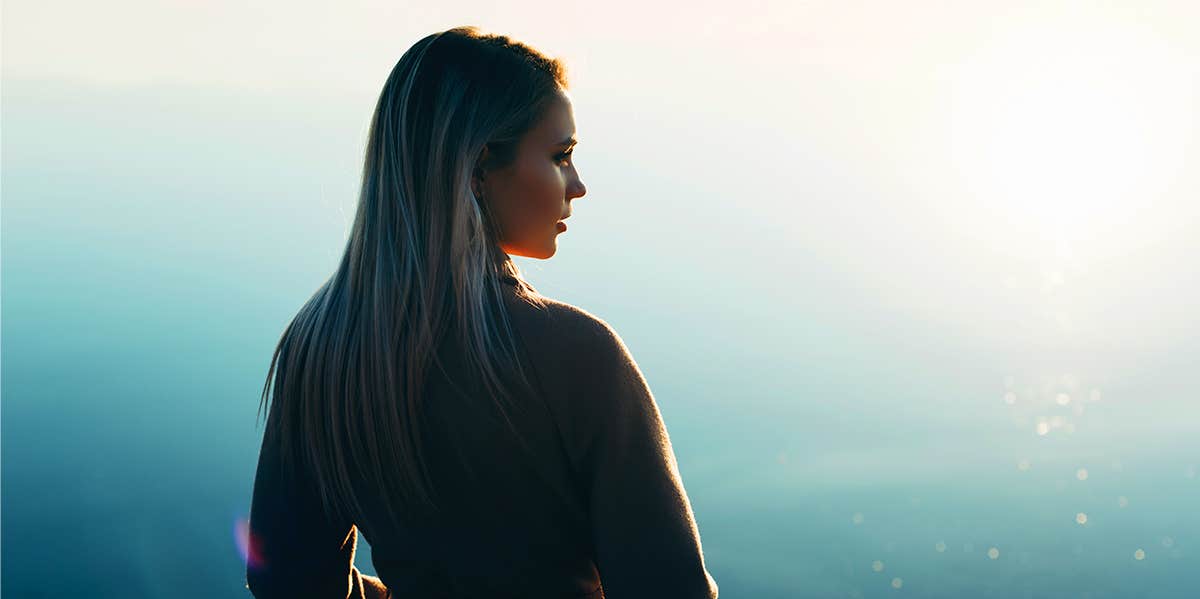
[505,242,557,260]
[535,243,557,259]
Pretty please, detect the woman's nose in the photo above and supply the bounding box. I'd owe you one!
[568,175,586,200]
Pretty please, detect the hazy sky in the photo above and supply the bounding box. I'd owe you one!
[6,0,1199,361]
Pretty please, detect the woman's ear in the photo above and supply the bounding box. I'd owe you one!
[471,145,491,198]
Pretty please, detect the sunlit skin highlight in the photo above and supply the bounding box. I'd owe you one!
[475,91,587,259]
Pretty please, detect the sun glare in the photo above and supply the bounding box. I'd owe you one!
[946,16,1194,254]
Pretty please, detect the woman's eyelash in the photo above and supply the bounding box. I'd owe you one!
[555,149,574,165]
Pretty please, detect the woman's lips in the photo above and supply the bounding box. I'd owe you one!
[556,221,567,232]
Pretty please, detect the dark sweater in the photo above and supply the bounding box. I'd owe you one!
[246,276,718,598]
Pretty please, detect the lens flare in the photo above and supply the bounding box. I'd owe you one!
[235,516,266,570]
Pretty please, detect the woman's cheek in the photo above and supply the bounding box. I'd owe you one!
[534,170,561,212]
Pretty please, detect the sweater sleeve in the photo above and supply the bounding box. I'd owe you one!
[245,427,389,599]
[567,317,719,598]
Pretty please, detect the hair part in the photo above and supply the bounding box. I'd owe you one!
[256,25,570,535]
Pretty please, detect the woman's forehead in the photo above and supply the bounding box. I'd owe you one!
[530,93,576,145]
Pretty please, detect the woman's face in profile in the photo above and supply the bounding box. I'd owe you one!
[478,91,587,259]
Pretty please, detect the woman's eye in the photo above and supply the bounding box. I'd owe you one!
[555,150,573,167]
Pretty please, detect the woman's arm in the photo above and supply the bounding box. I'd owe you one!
[245,427,387,599]
[564,315,720,598]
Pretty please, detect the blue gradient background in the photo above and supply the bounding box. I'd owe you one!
[4,2,1199,597]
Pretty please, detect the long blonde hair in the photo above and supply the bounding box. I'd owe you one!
[256,26,569,534]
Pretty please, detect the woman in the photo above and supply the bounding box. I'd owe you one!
[246,26,719,598]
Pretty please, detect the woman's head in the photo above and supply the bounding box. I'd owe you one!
[367,25,584,269]
[259,27,585,533]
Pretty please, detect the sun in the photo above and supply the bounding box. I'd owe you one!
[944,16,1193,255]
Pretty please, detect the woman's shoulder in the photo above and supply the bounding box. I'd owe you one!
[501,285,650,435]
[500,284,633,381]
[505,288,622,351]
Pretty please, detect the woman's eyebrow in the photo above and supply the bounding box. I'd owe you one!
[556,136,578,147]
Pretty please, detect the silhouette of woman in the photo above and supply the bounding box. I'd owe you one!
[246,26,718,598]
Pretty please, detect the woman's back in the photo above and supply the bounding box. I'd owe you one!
[246,276,719,598]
